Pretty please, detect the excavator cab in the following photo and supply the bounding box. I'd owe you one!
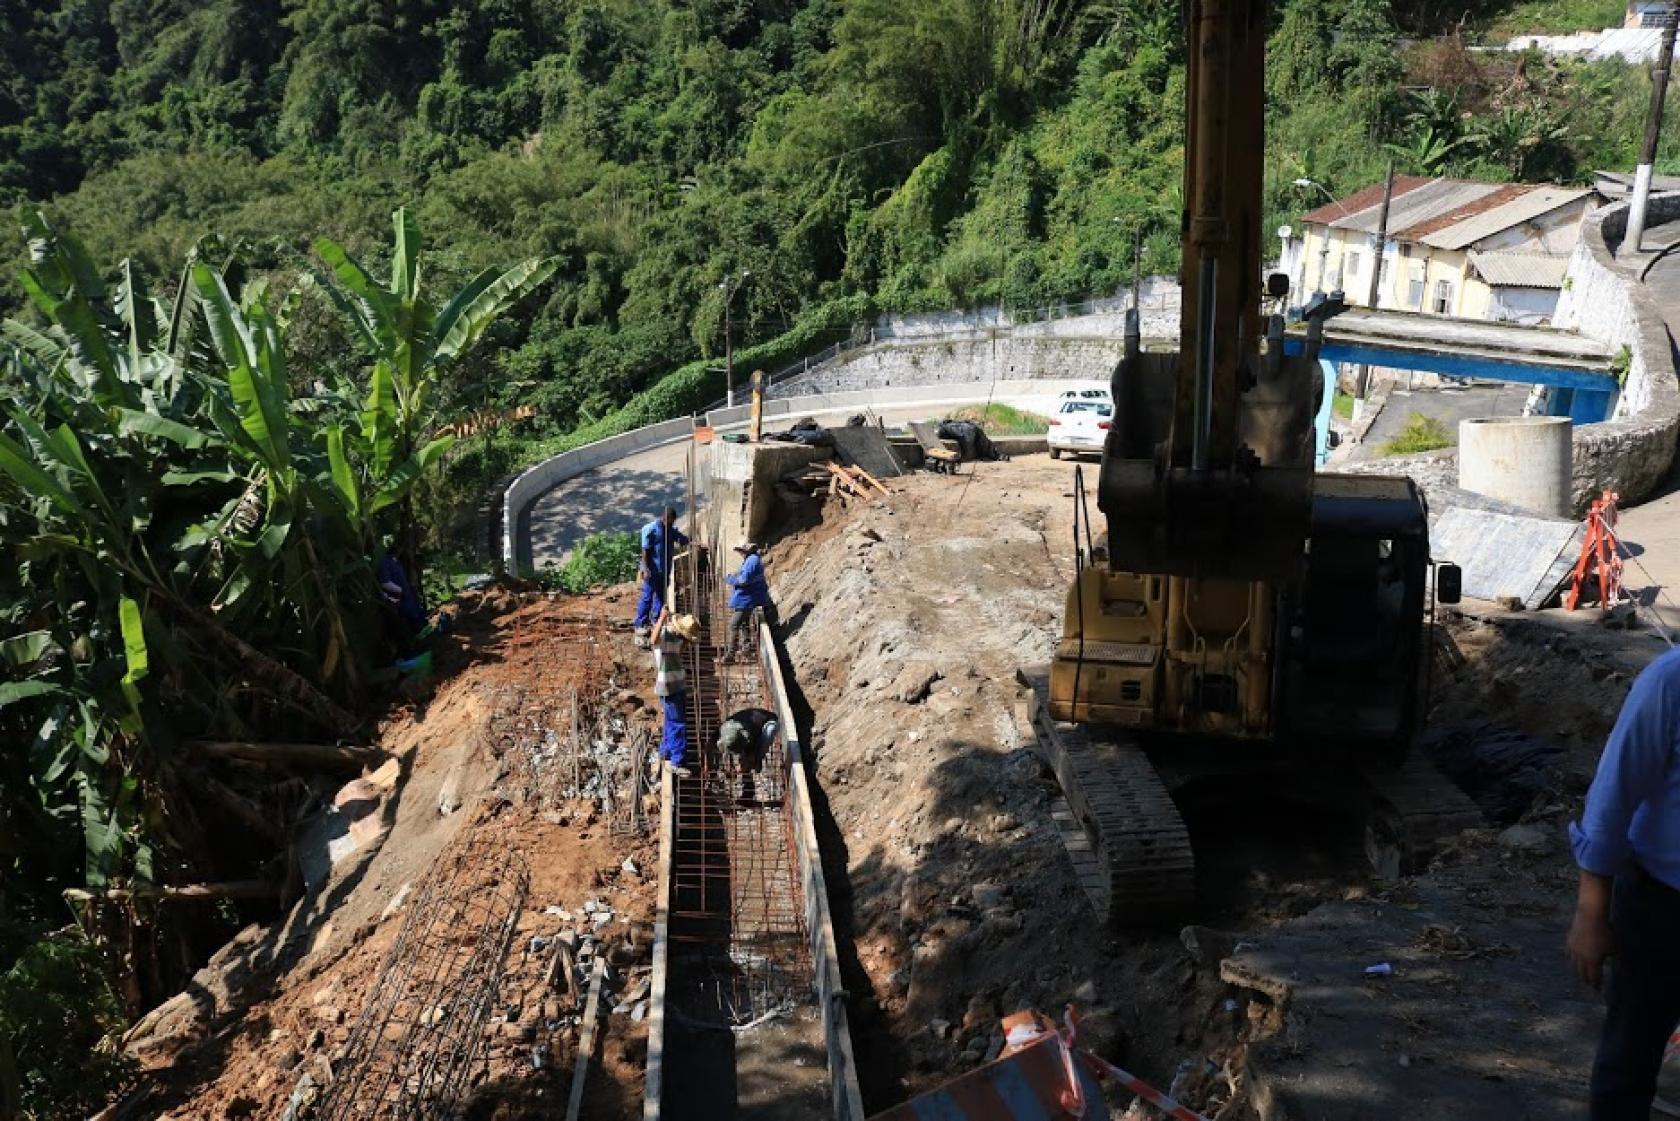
[1279,475,1432,762]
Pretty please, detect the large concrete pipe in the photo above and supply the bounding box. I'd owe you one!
[1458,416,1572,517]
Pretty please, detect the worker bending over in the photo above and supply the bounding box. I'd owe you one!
[722,541,777,661]
[718,706,779,803]
[634,507,687,648]
[1568,645,1680,1119]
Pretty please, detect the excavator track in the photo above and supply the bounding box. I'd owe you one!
[1361,750,1485,880]
[1021,669,1195,926]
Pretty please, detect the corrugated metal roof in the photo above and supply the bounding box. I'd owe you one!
[1301,176,1432,227]
[1397,183,1532,241]
[1468,251,1570,288]
[1420,186,1594,250]
[1341,179,1502,235]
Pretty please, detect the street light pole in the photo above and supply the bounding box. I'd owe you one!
[1627,4,1677,253]
[1353,161,1397,398]
[719,270,750,408]
[1294,178,1352,295]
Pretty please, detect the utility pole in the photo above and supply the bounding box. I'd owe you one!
[719,270,750,407]
[1627,3,1677,253]
[1354,161,1396,398]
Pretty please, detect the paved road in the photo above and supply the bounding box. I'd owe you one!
[522,394,1073,571]
[1344,382,1533,462]
[1602,221,1680,630]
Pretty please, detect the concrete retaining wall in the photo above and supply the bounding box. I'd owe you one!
[708,441,832,557]
[764,333,1135,399]
[761,625,866,1121]
[1346,198,1680,516]
[503,416,695,572]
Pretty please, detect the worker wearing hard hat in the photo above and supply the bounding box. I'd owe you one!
[721,541,777,661]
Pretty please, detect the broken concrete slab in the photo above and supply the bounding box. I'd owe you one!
[1430,505,1584,609]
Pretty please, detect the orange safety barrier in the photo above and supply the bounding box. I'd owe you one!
[1566,490,1626,612]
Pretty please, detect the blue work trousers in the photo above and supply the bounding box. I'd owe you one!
[1590,870,1680,1119]
[660,693,688,766]
[634,569,666,628]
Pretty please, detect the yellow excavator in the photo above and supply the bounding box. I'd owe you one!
[1025,0,1475,924]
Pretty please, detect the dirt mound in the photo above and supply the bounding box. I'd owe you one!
[123,587,662,1120]
[767,455,1661,1118]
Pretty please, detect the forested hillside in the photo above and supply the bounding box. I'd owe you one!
[4,0,1675,538]
[1,1,1676,1113]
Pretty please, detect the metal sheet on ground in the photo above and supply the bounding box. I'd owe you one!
[1430,505,1584,609]
[829,426,906,478]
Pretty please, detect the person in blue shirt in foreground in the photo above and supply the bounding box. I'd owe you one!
[634,507,687,648]
[722,541,777,661]
[1569,646,1680,1119]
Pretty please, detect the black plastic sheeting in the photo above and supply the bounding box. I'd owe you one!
[936,419,1008,461]
[1418,722,1565,826]
[765,417,836,448]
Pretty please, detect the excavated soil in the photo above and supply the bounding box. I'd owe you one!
[767,452,1669,1118]
[123,588,663,1121]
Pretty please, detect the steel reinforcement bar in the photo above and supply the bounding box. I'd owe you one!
[641,442,862,1120]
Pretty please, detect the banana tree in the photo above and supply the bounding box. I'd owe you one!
[311,207,556,585]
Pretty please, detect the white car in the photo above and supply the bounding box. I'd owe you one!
[1048,399,1112,460]
[1060,386,1112,402]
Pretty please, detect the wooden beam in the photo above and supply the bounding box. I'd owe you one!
[565,956,607,1121]
[848,464,893,498]
[188,740,385,770]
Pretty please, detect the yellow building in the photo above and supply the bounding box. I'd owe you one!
[1282,177,1602,325]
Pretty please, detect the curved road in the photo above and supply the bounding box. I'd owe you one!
[1604,218,1680,630]
[521,392,1078,571]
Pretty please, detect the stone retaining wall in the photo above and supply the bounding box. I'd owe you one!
[764,332,1138,398]
[1344,197,1680,517]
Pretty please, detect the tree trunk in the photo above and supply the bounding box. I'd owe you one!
[64,881,278,904]
[187,740,385,770]
[164,598,359,733]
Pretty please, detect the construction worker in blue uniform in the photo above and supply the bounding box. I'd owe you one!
[634,507,687,648]
[722,541,777,660]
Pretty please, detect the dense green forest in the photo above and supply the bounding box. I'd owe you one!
[4,0,1676,555]
[1,0,1676,1113]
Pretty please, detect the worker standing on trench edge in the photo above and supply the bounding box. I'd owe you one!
[652,608,701,778]
[1567,644,1680,1120]
[634,507,688,649]
[722,541,777,661]
[718,707,779,804]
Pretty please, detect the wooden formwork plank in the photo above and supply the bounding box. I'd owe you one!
[759,625,867,1121]
[566,956,608,1121]
[640,768,674,1120]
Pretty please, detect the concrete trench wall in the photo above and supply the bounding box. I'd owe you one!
[1344,196,1680,517]
[758,625,867,1121]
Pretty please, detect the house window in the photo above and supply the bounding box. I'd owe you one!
[1378,256,1390,287]
[1407,262,1425,308]
[1346,251,1362,280]
[1433,279,1454,315]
